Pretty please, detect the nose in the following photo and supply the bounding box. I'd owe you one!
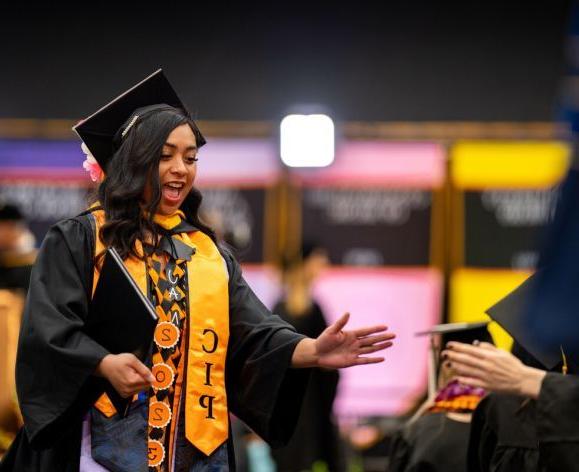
[169,156,187,175]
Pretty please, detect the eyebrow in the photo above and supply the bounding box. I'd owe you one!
[163,142,198,151]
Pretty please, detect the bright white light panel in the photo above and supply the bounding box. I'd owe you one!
[280,114,335,167]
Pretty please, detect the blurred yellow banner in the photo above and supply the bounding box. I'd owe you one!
[452,141,570,189]
[449,268,533,350]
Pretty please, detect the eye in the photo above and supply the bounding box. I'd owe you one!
[185,156,199,164]
[161,154,172,161]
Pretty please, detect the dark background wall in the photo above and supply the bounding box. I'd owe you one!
[0,1,571,122]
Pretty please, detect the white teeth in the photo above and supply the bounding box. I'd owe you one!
[166,183,184,189]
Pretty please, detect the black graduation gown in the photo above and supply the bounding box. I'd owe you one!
[0,215,309,471]
[467,393,540,472]
[270,301,343,472]
[388,412,472,472]
[535,373,579,471]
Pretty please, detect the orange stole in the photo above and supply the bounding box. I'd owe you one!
[90,209,230,456]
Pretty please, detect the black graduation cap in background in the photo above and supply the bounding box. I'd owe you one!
[416,321,492,346]
[416,321,492,398]
[486,273,573,371]
[73,69,206,170]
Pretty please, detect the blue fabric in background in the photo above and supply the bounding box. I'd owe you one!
[524,0,579,352]
[526,168,579,351]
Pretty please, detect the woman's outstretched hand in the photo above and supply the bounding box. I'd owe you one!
[291,313,396,369]
[441,341,547,399]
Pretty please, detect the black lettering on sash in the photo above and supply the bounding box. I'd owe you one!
[204,362,214,386]
[161,327,171,342]
[202,329,218,354]
[199,395,215,419]
[152,406,163,422]
[155,370,166,383]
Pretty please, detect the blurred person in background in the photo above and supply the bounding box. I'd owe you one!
[443,274,579,471]
[0,203,35,457]
[388,323,491,472]
[0,203,36,292]
[271,243,344,472]
[442,341,578,470]
[465,342,546,472]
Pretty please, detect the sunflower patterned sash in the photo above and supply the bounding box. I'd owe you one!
[146,242,189,470]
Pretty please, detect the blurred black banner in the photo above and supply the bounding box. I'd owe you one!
[464,189,557,269]
[0,184,267,264]
[0,183,91,245]
[301,188,432,266]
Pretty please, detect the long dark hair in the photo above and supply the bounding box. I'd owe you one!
[92,105,215,259]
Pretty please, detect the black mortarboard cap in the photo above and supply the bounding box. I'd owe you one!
[485,273,574,371]
[416,321,492,346]
[523,169,579,354]
[73,69,205,170]
[416,322,492,397]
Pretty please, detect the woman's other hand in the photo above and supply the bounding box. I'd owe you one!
[292,313,396,369]
[95,353,155,398]
[442,342,547,399]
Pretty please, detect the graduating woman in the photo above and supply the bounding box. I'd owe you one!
[388,322,491,472]
[270,244,344,472]
[0,70,395,472]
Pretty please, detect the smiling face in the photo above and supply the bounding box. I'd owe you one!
[144,123,198,215]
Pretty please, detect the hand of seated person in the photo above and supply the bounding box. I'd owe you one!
[442,342,546,399]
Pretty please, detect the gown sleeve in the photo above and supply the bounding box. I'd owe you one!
[221,249,310,447]
[536,372,579,470]
[15,217,110,447]
[469,393,541,472]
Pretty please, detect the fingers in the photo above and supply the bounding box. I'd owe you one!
[477,342,496,351]
[353,325,389,337]
[359,341,394,354]
[448,360,486,381]
[358,332,396,347]
[328,312,350,334]
[114,370,151,397]
[444,350,489,371]
[353,356,385,365]
[446,341,492,358]
[128,356,155,383]
[455,376,487,389]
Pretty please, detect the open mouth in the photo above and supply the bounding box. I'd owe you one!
[162,182,185,201]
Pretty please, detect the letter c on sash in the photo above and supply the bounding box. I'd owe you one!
[167,268,178,285]
[202,328,218,354]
